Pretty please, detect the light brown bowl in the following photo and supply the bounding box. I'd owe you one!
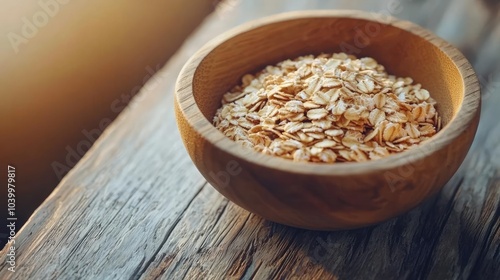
[175,10,480,230]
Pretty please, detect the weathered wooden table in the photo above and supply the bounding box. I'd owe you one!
[2,0,499,279]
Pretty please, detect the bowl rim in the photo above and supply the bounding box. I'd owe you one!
[175,10,481,176]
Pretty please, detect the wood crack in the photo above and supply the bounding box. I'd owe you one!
[268,233,300,279]
[416,175,465,279]
[249,261,263,280]
[199,198,230,250]
[133,182,208,279]
[468,188,500,278]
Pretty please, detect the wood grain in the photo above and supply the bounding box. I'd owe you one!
[1,1,498,279]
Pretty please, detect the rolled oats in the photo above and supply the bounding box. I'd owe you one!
[213,53,440,163]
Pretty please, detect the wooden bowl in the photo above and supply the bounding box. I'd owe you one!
[175,10,480,230]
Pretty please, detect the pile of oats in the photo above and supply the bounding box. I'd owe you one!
[213,52,441,163]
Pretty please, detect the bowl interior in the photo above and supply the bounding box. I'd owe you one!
[193,16,463,130]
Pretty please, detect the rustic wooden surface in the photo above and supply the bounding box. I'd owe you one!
[1,0,499,279]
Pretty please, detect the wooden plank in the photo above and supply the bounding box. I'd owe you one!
[474,19,500,76]
[433,0,491,47]
[432,0,500,64]
[1,0,499,279]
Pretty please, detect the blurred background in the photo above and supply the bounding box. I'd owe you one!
[1,0,499,246]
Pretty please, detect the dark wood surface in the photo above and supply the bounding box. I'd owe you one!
[1,0,499,279]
